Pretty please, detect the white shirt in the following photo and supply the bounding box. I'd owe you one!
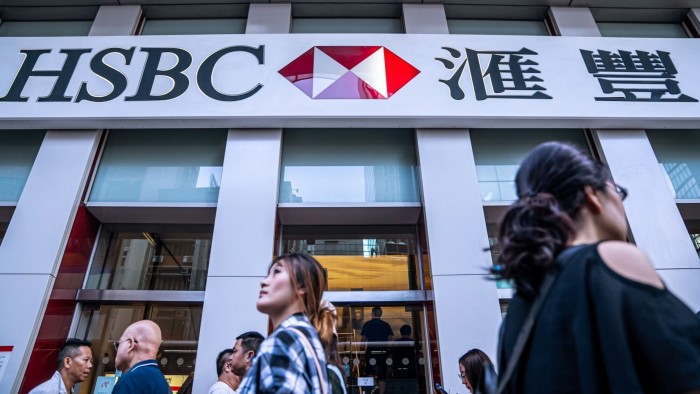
[28,371,70,394]
[207,380,236,394]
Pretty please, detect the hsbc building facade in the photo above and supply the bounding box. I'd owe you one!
[1,3,700,394]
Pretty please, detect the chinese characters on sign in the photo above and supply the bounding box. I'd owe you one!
[581,49,697,102]
[436,47,551,101]
[436,47,696,103]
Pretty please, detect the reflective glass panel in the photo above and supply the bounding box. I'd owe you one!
[647,130,700,199]
[0,21,92,36]
[334,304,430,393]
[89,129,226,203]
[597,22,688,38]
[86,224,213,291]
[280,129,419,203]
[141,19,246,35]
[692,234,700,258]
[282,226,421,291]
[0,130,45,202]
[0,223,6,245]
[471,129,589,202]
[448,19,549,35]
[292,18,403,33]
[73,304,201,394]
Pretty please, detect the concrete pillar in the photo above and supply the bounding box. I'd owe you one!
[402,4,448,34]
[192,129,282,394]
[416,129,502,393]
[548,7,601,37]
[0,131,101,393]
[688,9,700,34]
[89,5,142,36]
[594,130,700,311]
[246,3,291,34]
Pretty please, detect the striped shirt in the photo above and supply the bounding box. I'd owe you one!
[238,313,329,394]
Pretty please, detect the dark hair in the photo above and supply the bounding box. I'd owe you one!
[399,324,411,337]
[57,338,92,371]
[215,348,233,377]
[459,349,495,393]
[236,331,265,355]
[372,306,383,317]
[270,253,331,345]
[494,142,610,297]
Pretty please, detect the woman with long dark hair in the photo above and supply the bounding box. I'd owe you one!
[458,349,496,394]
[496,142,700,393]
[238,253,330,394]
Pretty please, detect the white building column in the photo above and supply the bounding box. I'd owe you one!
[0,6,142,392]
[548,7,600,37]
[402,4,448,34]
[192,129,282,394]
[594,130,700,311]
[0,131,101,393]
[416,129,502,393]
[246,3,291,34]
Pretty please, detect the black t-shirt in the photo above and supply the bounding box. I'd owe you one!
[361,319,394,342]
[500,243,700,394]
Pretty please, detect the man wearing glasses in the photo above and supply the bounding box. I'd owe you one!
[29,338,93,393]
[112,320,170,394]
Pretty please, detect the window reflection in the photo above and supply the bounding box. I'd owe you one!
[89,129,226,203]
[86,225,213,291]
[471,129,590,202]
[74,304,201,394]
[280,129,420,203]
[0,130,45,202]
[647,130,700,200]
[282,226,420,291]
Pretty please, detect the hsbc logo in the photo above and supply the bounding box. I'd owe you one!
[279,46,420,99]
[0,43,419,103]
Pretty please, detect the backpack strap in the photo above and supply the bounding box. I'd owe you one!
[496,245,587,393]
[289,327,328,394]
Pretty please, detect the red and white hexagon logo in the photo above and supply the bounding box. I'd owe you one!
[279,46,420,99]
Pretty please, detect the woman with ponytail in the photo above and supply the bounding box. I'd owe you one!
[238,253,330,394]
[497,142,700,394]
[316,300,348,394]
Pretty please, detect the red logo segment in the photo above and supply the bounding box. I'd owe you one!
[279,46,420,99]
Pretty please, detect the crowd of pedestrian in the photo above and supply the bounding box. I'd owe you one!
[27,141,700,394]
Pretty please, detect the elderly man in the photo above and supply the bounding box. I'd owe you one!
[112,320,170,394]
[208,348,240,394]
[29,338,93,394]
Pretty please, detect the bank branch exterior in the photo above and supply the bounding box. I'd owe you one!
[1,2,700,394]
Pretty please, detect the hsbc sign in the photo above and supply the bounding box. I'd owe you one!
[1,34,700,129]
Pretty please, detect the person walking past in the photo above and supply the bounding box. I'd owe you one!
[29,339,93,394]
[457,349,495,394]
[112,320,170,394]
[495,142,700,393]
[229,331,264,382]
[238,253,330,394]
[208,349,239,394]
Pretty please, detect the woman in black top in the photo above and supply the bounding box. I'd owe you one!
[495,142,700,394]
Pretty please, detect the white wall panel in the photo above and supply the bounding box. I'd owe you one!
[192,276,267,394]
[0,130,100,393]
[403,4,448,34]
[417,128,501,392]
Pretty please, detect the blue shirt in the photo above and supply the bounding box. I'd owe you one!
[112,359,170,394]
